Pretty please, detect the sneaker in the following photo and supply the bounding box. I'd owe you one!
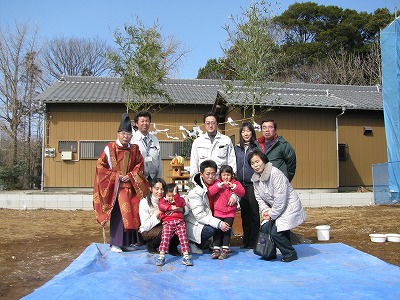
[218,249,229,260]
[110,245,123,253]
[211,249,221,259]
[156,256,165,266]
[189,242,203,254]
[182,256,193,266]
[121,244,138,252]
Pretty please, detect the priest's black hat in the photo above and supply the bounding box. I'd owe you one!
[118,113,132,133]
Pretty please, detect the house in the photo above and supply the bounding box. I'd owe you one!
[35,76,386,192]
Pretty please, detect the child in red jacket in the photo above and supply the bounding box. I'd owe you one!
[208,165,245,259]
[156,183,192,266]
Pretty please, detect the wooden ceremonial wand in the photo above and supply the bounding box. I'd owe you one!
[122,152,130,175]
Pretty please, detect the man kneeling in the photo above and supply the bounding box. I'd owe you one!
[185,160,231,254]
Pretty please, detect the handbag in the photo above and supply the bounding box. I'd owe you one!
[253,221,276,260]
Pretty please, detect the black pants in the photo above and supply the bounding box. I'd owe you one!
[240,184,260,247]
[213,217,234,248]
[260,221,297,258]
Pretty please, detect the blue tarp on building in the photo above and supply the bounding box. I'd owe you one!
[380,17,400,198]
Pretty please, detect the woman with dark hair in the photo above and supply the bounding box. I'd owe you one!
[234,122,262,249]
[249,148,306,262]
[138,178,180,255]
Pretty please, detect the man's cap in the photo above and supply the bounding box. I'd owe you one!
[118,113,132,133]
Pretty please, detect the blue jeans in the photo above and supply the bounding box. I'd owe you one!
[199,225,217,248]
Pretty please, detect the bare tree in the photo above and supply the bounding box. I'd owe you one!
[363,41,382,85]
[292,44,382,85]
[0,23,36,162]
[0,22,44,188]
[21,51,43,187]
[41,36,113,80]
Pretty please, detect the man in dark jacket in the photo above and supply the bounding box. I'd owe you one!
[257,119,296,182]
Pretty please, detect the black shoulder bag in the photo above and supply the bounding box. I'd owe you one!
[253,220,276,260]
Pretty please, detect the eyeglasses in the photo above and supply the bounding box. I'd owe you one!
[205,122,217,126]
[119,132,132,137]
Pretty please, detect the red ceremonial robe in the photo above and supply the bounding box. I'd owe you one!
[93,142,149,230]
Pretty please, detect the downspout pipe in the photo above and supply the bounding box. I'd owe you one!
[40,103,46,192]
[336,107,346,190]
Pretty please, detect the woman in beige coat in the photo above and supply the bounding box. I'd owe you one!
[249,149,306,262]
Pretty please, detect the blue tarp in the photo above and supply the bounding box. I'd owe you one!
[23,243,400,300]
[381,17,400,196]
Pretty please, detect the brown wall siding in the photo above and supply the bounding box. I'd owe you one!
[150,106,210,142]
[43,104,210,189]
[154,106,209,181]
[226,107,338,189]
[270,109,337,189]
[43,104,386,190]
[222,109,242,143]
[338,111,387,187]
[44,108,122,188]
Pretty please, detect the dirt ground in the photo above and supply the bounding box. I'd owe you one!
[1,205,399,299]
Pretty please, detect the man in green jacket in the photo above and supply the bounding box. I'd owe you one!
[257,119,296,182]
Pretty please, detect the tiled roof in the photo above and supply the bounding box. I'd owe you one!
[35,76,221,105]
[219,82,382,110]
[35,76,383,110]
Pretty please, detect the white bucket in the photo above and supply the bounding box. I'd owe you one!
[315,225,331,241]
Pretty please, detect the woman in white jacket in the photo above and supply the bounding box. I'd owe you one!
[249,149,306,262]
[139,178,180,256]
